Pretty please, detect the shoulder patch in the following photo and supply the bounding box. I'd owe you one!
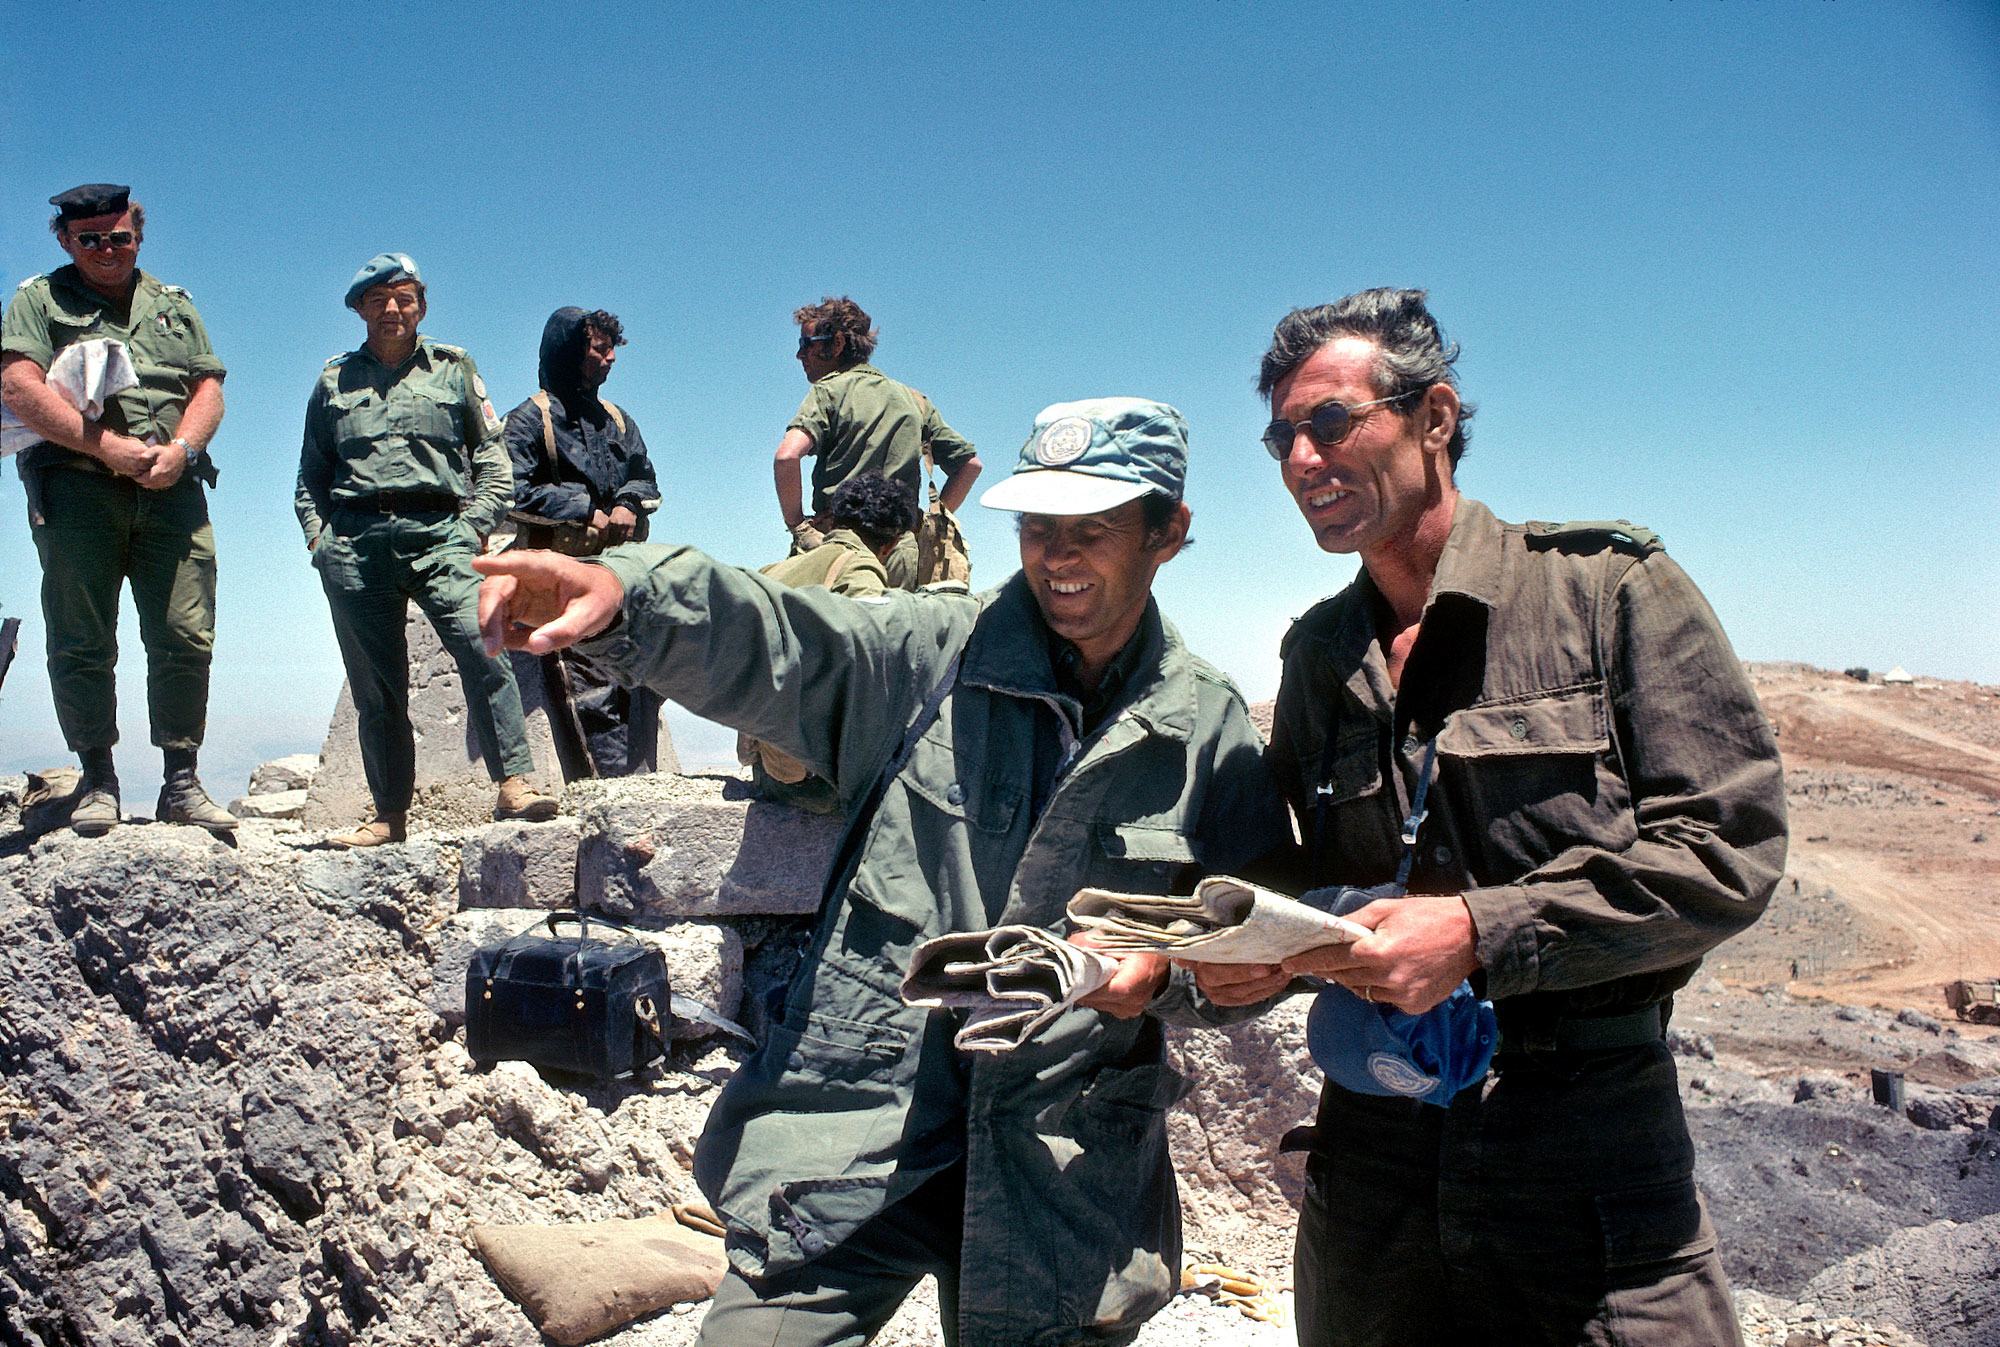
[1523,519,1664,554]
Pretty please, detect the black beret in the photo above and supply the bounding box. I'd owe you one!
[49,184,131,220]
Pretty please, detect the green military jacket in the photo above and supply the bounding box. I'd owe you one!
[789,363,976,515]
[757,528,889,597]
[1269,498,1788,1023]
[2,264,226,476]
[295,337,512,543]
[585,547,1290,1345]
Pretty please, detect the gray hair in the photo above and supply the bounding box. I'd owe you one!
[1256,287,1475,466]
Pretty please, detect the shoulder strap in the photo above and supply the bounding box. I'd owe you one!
[601,399,626,435]
[530,390,557,466]
[821,649,964,904]
[908,387,939,483]
[822,546,855,589]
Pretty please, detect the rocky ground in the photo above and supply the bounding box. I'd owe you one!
[3,661,1999,1347]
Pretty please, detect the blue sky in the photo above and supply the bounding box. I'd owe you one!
[3,0,1997,803]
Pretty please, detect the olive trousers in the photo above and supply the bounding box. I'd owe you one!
[313,509,534,815]
[1294,1041,1743,1346]
[29,467,215,753]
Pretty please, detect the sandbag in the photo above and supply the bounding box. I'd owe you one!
[471,1209,728,1345]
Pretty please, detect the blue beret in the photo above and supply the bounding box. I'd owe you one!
[344,253,424,310]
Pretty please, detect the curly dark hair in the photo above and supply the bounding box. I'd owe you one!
[1256,287,1476,467]
[827,471,918,547]
[583,309,626,347]
[793,296,878,365]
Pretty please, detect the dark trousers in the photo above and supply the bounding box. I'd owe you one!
[30,468,215,753]
[1294,1042,1743,1347]
[550,645,660,778]
[696,1164,965,1347]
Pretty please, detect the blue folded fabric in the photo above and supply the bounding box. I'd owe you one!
[1307,980,1498,1107]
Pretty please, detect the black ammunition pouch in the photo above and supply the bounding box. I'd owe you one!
[465,911,669,1082]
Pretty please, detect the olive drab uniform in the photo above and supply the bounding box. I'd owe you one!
[1270,500,1787,1346]
[296,338,536,816]
[578,544,1291,1346]
[788,362,976,589]
[736,527,892,814]
[3,265,225,754]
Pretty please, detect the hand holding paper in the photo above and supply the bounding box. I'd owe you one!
[1065,875,1372,965]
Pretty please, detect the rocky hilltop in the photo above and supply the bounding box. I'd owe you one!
[4,662,2000,1347]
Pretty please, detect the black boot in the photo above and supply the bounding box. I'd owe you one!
[158,750,239,832]
[72,748,121,837]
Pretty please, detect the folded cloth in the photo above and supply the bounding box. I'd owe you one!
[1,337,138,456]
[471,1212,728,1345]
[901,925,1121,1053]
[1066,875,1373,964]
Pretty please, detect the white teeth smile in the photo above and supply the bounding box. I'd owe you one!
[1048,581,1091,595]
[1306,488,1351,509]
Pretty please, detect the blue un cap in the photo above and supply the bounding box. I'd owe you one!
[345,252,424,310]
[1307,981,1497,1107]
[978,397,1186,516]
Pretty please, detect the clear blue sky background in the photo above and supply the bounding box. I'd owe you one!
[3,0,1997,805]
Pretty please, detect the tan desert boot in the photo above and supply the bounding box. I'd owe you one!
[327,815,407,849]
[494,775,559,822]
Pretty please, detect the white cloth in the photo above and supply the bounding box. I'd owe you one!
[901,925,1121,1053]
[1,337,138,457]
[1066,875,1375,964]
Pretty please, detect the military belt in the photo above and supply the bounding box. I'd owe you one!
[1494,1000,1668,1057]
[343,492,462,515]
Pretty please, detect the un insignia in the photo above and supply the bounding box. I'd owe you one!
[1034,417,1093,466]
[1367,1052,1438,1097]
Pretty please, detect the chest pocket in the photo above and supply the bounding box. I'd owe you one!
[405,384,465,447]
[1437,682,1628,863]
[1090,822,1202,894]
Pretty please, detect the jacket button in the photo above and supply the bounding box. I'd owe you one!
[1401,734,1419,756]
[1433,844,1453,866]
[787,1051,805,1070]
[799,1230,829,1256]
[1509,717,1528,740]
[946,782,965,806]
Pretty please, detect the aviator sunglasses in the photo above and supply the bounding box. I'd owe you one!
[1262,389,1421,460]
[797,331,837,355]
[72,229,137,251]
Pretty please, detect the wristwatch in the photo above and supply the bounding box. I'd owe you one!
[171,435,202,464]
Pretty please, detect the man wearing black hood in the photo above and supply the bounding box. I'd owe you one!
[503,308,663,775]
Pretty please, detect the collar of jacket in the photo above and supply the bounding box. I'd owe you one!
[960,573,1198,744]
[348,339,438,375]
[50,263,163,320]
[1299,496,1507,724]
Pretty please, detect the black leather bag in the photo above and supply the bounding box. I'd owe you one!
[464,911,669,1082]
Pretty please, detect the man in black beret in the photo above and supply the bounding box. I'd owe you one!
[1,183,236,836]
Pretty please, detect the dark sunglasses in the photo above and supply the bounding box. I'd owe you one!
[72,229,137,251]
[1262,389,1421,460]
[796,332,837,355]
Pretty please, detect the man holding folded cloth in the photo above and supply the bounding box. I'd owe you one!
[1201,288,1787,1345]
[295,253,556,847]
[472,397,1290,1346]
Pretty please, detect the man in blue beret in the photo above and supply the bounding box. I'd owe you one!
[295,253,557,846]
[1,182,236,835]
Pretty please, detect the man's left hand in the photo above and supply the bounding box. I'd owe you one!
[605,504,639,545]
[1280,894,1480,1015]
[135,440,188,491]
[1070,934,1168,1019]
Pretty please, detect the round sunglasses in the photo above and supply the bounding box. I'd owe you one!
[1262,389,1420,460]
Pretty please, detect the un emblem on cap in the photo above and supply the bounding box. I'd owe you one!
[1033,417,1093,467]
[1367,1051,1440,1097]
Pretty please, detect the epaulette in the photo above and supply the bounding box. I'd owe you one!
[323,352,350,368]
[16,273,45,290]
[159,283,191,299]
[1523,519,1663,554]
[1279,593,1347,659]
[427,341,467,361]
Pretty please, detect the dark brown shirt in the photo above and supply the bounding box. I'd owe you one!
[1269,498,1788,1018]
